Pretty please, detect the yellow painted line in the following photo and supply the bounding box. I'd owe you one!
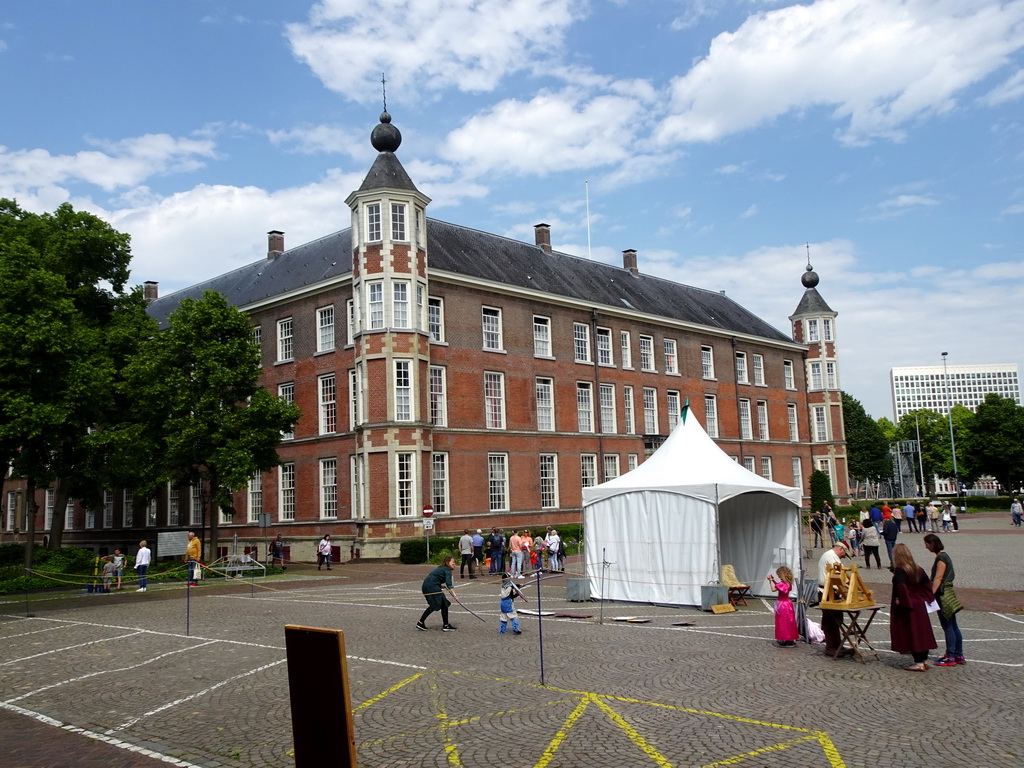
[700,734,819,766]
[590,695,674,767]
[352,672,422,713]
[533,696,591,768]
[429,676,464,768]
[816,732,848,768]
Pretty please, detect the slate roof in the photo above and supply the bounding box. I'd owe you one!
[791,287,835,317]
[148,219,794,344]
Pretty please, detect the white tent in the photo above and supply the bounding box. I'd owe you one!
[582,413,803,607]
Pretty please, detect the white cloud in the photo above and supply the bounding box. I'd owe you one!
[656,0,1024,146]
[979,68,1024,106]
[442,89,650,176]
[0,134,216,197]
[286,0,583,101]
[879,194,940,210]
[267,124,363,156]
[741,204,758,218]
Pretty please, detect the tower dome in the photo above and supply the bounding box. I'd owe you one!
[370,111,402,153]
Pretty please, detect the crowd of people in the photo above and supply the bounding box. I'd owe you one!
[457,526,566,580]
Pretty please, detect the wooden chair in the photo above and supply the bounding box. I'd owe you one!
[721,565,751,607]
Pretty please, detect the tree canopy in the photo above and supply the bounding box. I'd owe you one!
[841,392,891,483]
[959,394,1024,493]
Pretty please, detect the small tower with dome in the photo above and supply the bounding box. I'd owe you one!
[789,254,849,503]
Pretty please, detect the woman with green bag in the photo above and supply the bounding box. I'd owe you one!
[924,534,965,666]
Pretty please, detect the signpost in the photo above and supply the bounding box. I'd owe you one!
[423,505,434,559]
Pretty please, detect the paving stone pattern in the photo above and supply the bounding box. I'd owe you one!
[1,513,1022,767]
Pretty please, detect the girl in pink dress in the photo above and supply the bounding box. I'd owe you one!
[768,566,799,647]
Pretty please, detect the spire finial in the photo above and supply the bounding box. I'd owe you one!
[806,242,812,270]
[381,72,387,113]
[801,244,819,288]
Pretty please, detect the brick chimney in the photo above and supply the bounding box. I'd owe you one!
[534,223,552,254]
[623,249,638,276]
[267,230,285,260]
[143,281,159,303]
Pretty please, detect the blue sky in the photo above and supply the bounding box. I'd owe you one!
[2,0,1023,421]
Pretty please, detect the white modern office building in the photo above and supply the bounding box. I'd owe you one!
[890,363,1021,420]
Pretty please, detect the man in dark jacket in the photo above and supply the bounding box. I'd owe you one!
[882,517,899,568]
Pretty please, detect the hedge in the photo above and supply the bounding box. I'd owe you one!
[399,525,584,566]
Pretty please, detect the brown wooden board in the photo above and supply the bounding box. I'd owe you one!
[285,625,358,768]
[711,604,737,614]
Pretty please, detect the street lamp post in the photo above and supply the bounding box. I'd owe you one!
[941,352,960,502]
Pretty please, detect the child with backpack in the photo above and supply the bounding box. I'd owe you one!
[499,572,526,635]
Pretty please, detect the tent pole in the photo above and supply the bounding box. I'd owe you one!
[713,485,722,582]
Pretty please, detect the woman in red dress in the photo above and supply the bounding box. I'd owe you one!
[890,543,937,671]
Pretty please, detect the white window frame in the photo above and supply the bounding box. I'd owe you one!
[783,360,795,390]
[317,305,335,352]
[743,456,756,473]
[392,281,410,329]
[367,202,381,242]
[391,202,406,241]
[757,400,769,441]
[396,452,415,517]
[603,454,620,482]
[752,354,765,386]
[279,382,295,440]
[122,490,133,528]
[823,318,833,342]
[643,387,658,433]
[701,346,715,379]
[394,360,413,422]
[45,488,54,530]
[482,306,503,351]
[826,362,838,390]
[667,391,681,431]
[350,365,363,429]
[627,454,639,472]
[368,281,384,329]
[761,457,773,480]
[431,453,449,515]
[319,374,337,434]
[580,454,598,489]
[539,454,559,509]
[739,398,753,440]
[817,457,833,487]
[536,377,554,431]
[247,474,262,523]
[320,458,338,519]
[597,327,613,366]
[277,317,293,362]
[168,483,180,526]
[639,335,655,371]
[735,352,748,384]
[787,403,799,442]
[807,318,819,342]
[428,297,444,343]
[279,464,296,521]
[620,331,633,369]
[792,458,803,492]
[252,324,262,351]
[484,371,506,429]
[623,385,635,434]
[429,365,447,427]
[577,382,594,433]
[810,362,823,390]
[574,323,591,363]
[351,455,367,520]
[813,406,829,442]
[704,395,719,438]
[663,338,678,375]
[191,484,203,526]
[599,383,616,434]
[488,453,509,512]
[534,315,552,357]
[346,299,355,344]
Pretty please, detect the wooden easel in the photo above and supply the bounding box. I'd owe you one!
[818,562,880,663]
[819,562,875,610]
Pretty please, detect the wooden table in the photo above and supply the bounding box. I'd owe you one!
[828,605,882,663]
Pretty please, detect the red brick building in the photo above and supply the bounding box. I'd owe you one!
[2,113,847,560]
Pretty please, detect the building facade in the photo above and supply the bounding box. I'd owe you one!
[2,114,848,560]
[890,363,1021,420]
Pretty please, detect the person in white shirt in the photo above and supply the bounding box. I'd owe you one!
[317,535,332,570]
[547,530,562,572]
[817,541,850,656]
[134,540,151,592]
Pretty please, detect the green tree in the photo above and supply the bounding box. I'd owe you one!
[809,469,835,515]
[122,291,301,560]
[841,392,892,484]
[960,394,1024,493]
[0,200,140,556]
[876,417,897,444]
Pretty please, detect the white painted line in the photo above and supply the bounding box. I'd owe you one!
[4,641,217,704]
[108,658,287,733]
[995,612,1024,626]
[0,701,205,767]
[0,624,71,640]
[0,631,143,666]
